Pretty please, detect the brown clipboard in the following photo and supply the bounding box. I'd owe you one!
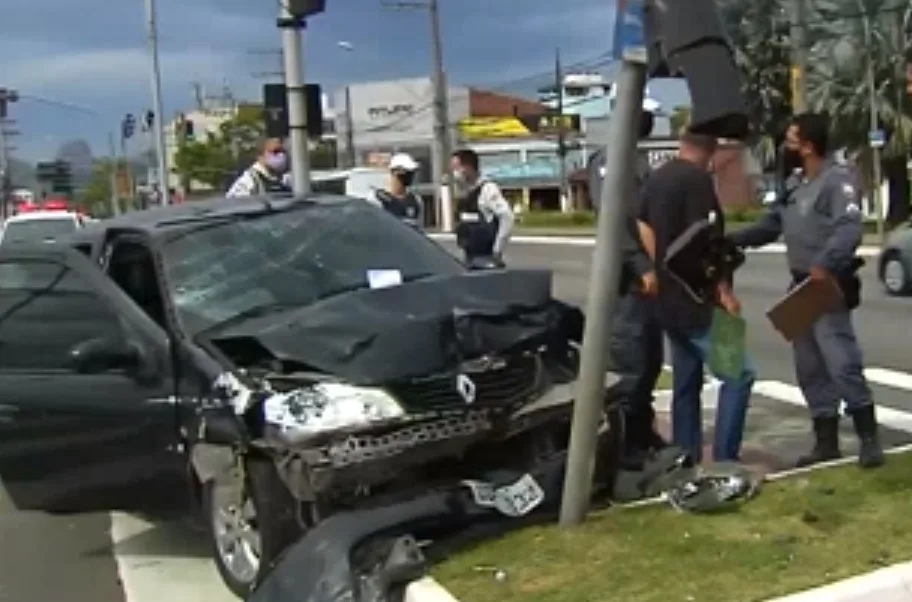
[766,276,844,342]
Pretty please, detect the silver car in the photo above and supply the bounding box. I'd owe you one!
[879,224,912,295]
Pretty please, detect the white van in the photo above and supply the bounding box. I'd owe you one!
[311,167,389,200]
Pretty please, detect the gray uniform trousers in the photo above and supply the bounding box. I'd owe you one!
[793,306,872,418]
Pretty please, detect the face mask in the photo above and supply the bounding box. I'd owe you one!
[264,151,287,173]
[395,171,415,187]
[781,146,803,174]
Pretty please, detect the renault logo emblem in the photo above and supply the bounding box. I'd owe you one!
[456,374,476,404]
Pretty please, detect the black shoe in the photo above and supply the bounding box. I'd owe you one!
[849,405,885,469]
[796,416,842,468]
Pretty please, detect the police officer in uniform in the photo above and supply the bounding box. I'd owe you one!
[588,108,667,465]
[370,153,424,229]
[226,138,292,197]
[451,149,514,266]
[729,112,884,469]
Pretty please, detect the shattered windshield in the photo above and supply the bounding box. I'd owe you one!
[161,201,463,333]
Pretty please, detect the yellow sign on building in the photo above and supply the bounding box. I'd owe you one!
[457,114,581,140]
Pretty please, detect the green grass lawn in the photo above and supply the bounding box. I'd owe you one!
[434,448,912,602]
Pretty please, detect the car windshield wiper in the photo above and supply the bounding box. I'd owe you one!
[197,302,298,337]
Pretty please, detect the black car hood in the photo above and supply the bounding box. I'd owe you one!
[207,269,582,385]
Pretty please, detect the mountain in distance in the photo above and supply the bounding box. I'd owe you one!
[56,139,95,190]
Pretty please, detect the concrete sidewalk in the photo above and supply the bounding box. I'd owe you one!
[767,562,912,601]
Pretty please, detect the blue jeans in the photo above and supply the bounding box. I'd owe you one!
[667,328,756,463]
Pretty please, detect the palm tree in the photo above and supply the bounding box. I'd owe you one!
[806,0,912,223]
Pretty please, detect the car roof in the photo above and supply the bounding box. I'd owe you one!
[67,193,357,245]
[5,211,80,223]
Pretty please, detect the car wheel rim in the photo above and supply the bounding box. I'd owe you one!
[884,259,906,292]
[211,486,261,585]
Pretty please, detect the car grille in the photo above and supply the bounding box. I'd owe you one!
[387,353,545,410]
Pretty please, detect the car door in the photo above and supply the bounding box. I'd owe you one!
[0,248,185,512]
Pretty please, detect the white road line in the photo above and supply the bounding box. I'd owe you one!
[865,367,912,392]
[753,380,912,433]
[111,512,235,602]
[427,233,881,257]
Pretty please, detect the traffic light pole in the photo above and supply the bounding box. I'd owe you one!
[108,132,121,216]
[144,0,170,205]
[279,7,312,195]
[559,56,646,527]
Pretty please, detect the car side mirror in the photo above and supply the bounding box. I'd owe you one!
[69,336,143,375]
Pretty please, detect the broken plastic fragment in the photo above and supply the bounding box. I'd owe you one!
[212,372,253,415]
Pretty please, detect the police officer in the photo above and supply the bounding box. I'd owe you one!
[588,107,667,465]
[451,149,514,266]
[728,112,884,469]
[226,138,292,197]
[370,153,424,229]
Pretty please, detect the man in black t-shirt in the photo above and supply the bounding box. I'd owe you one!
[637,129,756,464]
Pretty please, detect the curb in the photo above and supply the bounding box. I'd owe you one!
[426,233,881,258]
[766,561,912,601]
[405,577,461,602]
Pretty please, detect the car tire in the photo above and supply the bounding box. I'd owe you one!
[882,253,911,296]
[203,458,303,599]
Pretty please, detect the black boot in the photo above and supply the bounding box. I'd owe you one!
[796,416,842,467]
[849,405,885,469]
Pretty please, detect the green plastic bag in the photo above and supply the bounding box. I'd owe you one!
[708,308,747,380]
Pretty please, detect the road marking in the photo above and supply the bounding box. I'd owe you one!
[865,367,912,392]
[427,233,880,257]
[753,380,912,433]
[110,512,235,602]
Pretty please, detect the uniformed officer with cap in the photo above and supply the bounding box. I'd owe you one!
[588,107,667,466]
[728,112,884,469]
[369,152,424,229]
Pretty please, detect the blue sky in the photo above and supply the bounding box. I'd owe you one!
[5,0,688,163]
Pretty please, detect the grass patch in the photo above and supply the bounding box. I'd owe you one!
[655,370,673,391]
[434,453,912,602]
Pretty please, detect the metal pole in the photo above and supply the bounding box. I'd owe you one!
[559,58,646,527]
[789,0,808,113]
[108,132,121,216]
[556,48,568,211]
[144,0,170,206]
[865,16,885,244]
[345,86,356,168]
[0,125,8,220]
[429,0,453,230]
[280,7,311,195]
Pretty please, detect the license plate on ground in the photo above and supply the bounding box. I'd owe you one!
[462,473,545,517]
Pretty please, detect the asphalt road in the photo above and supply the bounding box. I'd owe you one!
[2,239,910,602]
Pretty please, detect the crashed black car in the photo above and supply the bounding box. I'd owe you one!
[0,195,610,598]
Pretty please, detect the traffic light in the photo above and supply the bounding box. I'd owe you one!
[144,110,154,131]
[122,113,136,140]
[184,118,195,140]
[644,0,749,139]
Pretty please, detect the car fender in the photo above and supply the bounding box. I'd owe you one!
[191,442,239,486]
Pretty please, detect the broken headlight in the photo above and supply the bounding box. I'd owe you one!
[262,382,405,437]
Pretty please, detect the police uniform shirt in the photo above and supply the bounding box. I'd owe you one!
[226,163,292,198]
[455,180,515,255]
[370,188,424,229]
[781,161,863,275]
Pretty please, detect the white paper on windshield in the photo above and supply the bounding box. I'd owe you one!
[367,269,402,289]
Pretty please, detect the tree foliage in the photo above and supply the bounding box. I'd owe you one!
[719,0,793,165]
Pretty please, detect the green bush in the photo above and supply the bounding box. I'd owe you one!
[519,211,597,228]
[724,206,765,223]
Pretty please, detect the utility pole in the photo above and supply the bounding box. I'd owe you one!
[0,88,18,219]
[555,48,568,211]
[107,132,121,215]
[789,0,808,113]
[144,0,170,205]
[344,86,356,167]
[864,13,886,244]
[278,4,313,195]
[382,0,454,230]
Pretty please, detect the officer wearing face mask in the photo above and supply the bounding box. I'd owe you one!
[226,138,292,197]
[451,148,514,266]
[728,112,884,470]
[369,153,424,229]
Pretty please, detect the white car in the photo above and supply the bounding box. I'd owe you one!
[0,211,86,248]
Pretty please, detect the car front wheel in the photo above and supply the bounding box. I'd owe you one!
[882,254,911,296]
[204,459,302,598]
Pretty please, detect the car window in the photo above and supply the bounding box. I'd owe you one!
[0,259,123,371]
[160,200,463,333]
[2,218,77,243]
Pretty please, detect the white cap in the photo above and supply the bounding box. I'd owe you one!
[389,152,419,171]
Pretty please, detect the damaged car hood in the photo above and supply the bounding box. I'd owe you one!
[206,269,582,385]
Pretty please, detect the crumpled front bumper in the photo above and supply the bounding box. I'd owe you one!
[271,374,620,501]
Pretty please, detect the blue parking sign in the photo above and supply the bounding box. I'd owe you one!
[613,0,646,61]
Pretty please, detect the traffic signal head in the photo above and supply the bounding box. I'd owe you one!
[122,113,136,140]
[644,0,749,139]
